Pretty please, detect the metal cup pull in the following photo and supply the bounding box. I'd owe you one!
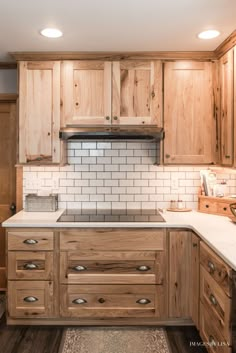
[23,296,38,303]
[208,260,215,273]
[136,265,150,272]
[24,263,38,270]
[72,298,87,305]
[209,294,217,306]
[23,239,38,245]
[136,298,151,305]
[73,265,87,272]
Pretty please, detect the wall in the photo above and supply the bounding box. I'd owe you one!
[0,70,17,93]
[23,141,236,210]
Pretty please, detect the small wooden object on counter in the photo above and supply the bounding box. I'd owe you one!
[167,208,192,212]
[198,195,235,217]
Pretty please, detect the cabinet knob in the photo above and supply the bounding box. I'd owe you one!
[209,294,217,306]
[72,298,87,305]
[98,298,105,304]
[24,263,38,270]
[223,207,227,211]
[105,116,110,121]
[225,155,231,159]
[136,265,150,272]
[23,239,38,245]
[73,265,87,272]
[23,296,38,303]
[205,204,209,208]
[208,260,215,273]
[113,116,118,121]
[136,298,151,305]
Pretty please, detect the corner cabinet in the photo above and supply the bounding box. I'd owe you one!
[61,60,162,127]
[19,61,64,164]
[164,61,214,164]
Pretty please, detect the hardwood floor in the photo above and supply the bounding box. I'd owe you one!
[0,313,207,353]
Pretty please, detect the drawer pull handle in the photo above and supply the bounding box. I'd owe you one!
[23,239,38,245]
[72,298,87,305]
[209,294,217,306]
[208,261,215,273]
[23,296,38,303]
[24,263,38,270]
[98,298,105,304]
[209,335,216,347]
[73,265,87,272]
[136,298,151,305]
[136,265,151,272]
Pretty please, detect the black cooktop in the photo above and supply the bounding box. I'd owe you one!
[57,209,166,223]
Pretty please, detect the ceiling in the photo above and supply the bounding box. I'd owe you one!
[1,0,236,61]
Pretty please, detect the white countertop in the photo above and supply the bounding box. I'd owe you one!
[3,209,236,270]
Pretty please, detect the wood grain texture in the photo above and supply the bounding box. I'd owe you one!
[7,231,54,251]
[215,30,236,59]
[198,195,233,217]
[219,49,234,166]
[168,230,192,318]
[191,233,200,329]
[200,266,231,343]
[164,61,214,164]
[10,51,215,61]
[16,166,23,212]
[234,46,236,168]
[212,61,220,164]
[200,242,232,297]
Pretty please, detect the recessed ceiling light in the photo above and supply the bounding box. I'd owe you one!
[197,30,220,40]
[40,28,63,38]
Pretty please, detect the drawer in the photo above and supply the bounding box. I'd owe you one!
[8,252,53,280]
[217,203,232,217]
[200,242,232,297]
[200,266,231,343]
[60,228,165,251]
[8,231,54,251]
[60,284,164,318]
[200,303,231,353]
[199,200,217,214]
[60,251,164,284]
[8,281,54,318]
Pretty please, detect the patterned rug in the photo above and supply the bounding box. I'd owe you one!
[0,294,5,319]
[60,327,171,353]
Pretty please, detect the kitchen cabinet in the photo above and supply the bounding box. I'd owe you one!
[219,49,234,166]
[168,229,199,320]
[19,61,64,164]
[164,61,214,164]
[61,60,162,127]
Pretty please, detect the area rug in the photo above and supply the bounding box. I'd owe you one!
[0,293,5,319]
[60,327,171,353]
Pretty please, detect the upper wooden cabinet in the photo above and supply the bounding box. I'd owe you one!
[164,61,214,164]
[19,61,63,164]
[61,60,162,127]
[219,49,234,166]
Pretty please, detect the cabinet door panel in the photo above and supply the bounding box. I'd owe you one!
[61,61,112,126]
[112,61,162,126]
[220,49,234,166]
[19,61,61,164]
[164,61,213,164]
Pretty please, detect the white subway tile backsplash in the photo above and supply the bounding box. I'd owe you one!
[23,142,236,211]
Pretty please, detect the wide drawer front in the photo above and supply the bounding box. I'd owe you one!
[8,231,54,251]
[60,251,163,284]
[8,252,53,280]
[60,284,164,318]
[8,281,54,318]
[200,242,232,297]
[60,229,165,251]
[200,303,231,353]
[200,266,231,343]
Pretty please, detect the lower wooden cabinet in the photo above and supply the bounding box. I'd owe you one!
[8,281,54,318]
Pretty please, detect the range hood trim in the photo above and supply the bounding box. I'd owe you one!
[59,126,164,141]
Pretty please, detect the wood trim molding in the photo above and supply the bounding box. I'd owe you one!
[10,51,215,61]
[0,62,17,69]
[16,166,23,212]
[214,30,236,59]
[0,94,18,102]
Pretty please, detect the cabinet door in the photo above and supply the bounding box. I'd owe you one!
[220,49,234,166]
[19,61,61,164]
[112,61,162,125]
[164,62,213,164]
[168,230,192,318]
[61,61,112,126]
[191,233,199,329]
